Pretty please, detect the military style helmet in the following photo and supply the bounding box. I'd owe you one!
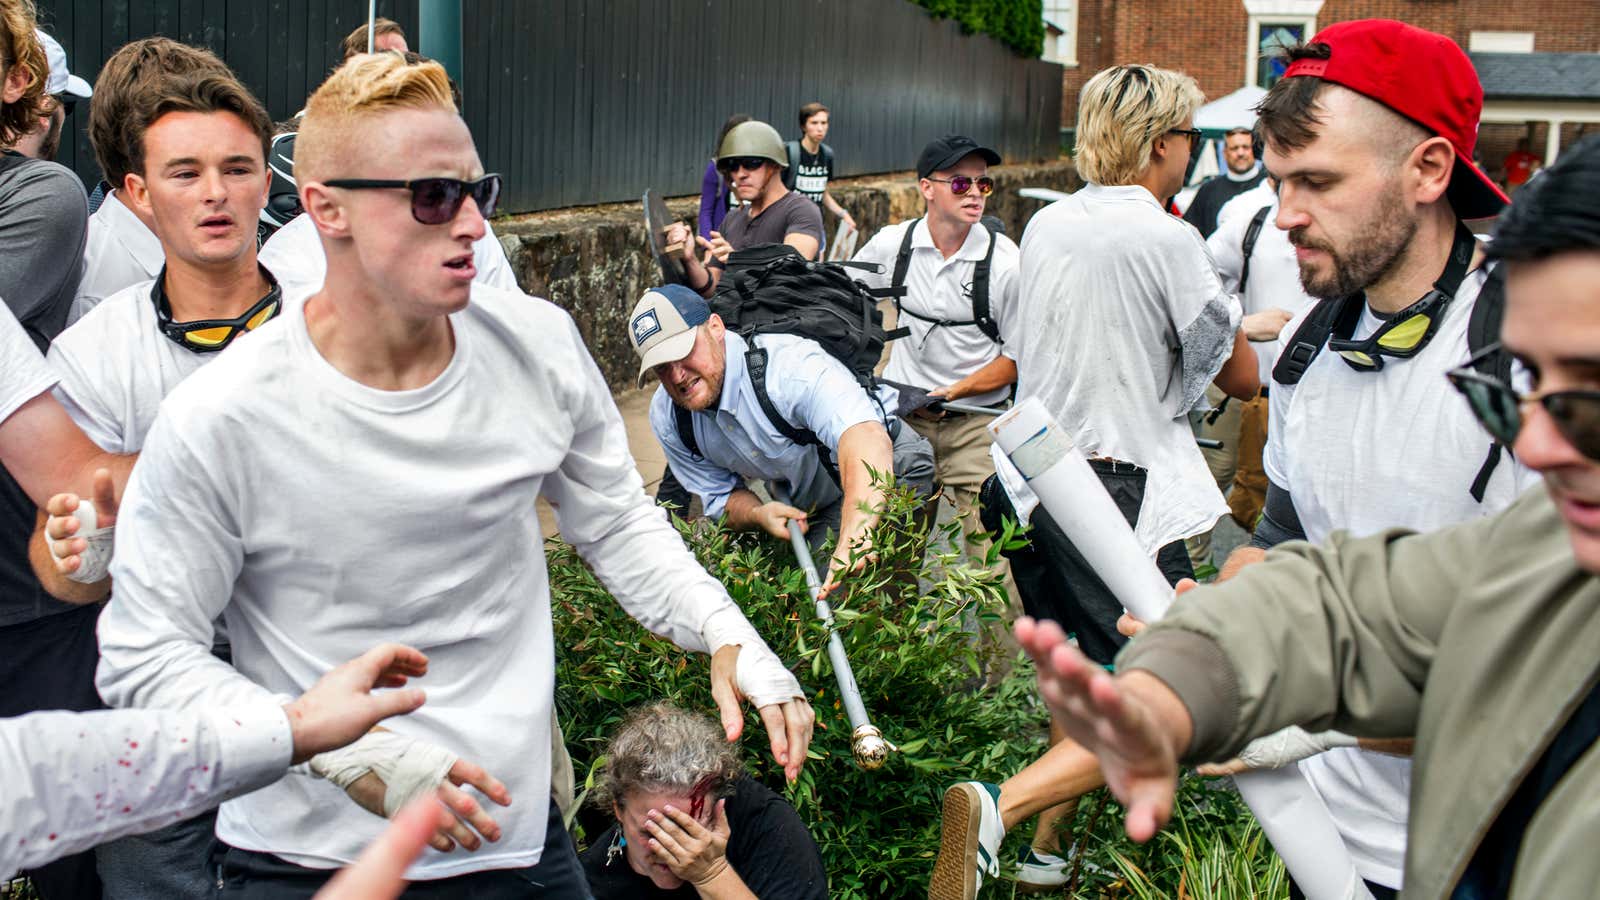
[716,120,788,168]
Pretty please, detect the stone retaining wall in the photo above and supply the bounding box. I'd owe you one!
[494,158,1082,391]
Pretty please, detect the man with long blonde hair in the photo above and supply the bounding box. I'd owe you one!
[94,52,812,897]
[931,63,1257,900]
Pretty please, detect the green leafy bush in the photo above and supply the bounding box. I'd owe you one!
[911,0,1045,58]
[550,482,1288,898]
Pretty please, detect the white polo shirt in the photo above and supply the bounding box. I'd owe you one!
[851,220,1021,408]
[1266,266,1540,888]
[71,190,163,325]
[1207,182,1314,387]
[259,212,521,295]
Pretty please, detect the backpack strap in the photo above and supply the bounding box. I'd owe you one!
[890,218,919,294]
[782,141,799,191]
[970,227,1001,343]
[745,346,822,448]
[673,403,702,459]
[1237,205,1272,295]
[1270,296,1347,387]
[1467,263,1510,503]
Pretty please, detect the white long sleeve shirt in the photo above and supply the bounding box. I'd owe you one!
[1,704,290,880]
[96,284,780,878]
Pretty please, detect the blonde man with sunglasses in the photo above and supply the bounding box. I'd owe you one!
[92,53,810,897]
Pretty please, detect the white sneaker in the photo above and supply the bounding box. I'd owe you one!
[929,782,1005,900]
[1015,844,1109,892]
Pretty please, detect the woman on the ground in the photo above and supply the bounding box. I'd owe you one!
[580,702,828,899]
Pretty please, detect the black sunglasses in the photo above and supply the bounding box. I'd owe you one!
[718,157,768,174]
[323,174,501,224]
[1166,127,1203,146]
[1448,343,1600,461]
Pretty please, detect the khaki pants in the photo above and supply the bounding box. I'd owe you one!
[906,410,998,548]
[1228,390,1270,529]
[1187,385,1243,569]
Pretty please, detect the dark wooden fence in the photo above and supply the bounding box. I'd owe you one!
[35,0,420,190]
[35,0,1061,214]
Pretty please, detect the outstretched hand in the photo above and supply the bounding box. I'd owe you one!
[283,643,430,764]
[313,799,451,900]
[709,644,815,783]
[1014,617,1191,842]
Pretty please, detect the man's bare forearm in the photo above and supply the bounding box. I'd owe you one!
[830,423,894,575]
[1216,546,1266,583]
[720,488,766,533]
[942,356,1017,402]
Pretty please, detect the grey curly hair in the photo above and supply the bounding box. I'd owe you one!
[590,702,745,811]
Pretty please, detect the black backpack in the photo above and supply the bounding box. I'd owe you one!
[259,131,303,238]
[882,218,1002,343]
[1237,205,1273,295]
[1271,228,1511,502]
[673,243,902,456]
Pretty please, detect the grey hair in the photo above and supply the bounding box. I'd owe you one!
[590,702,745,811]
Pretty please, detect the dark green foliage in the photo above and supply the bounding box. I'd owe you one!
[911,0,1045,58]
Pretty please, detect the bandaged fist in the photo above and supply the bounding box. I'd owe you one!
[1195,726,1359,777]
[311,730,512,854]
[44,468,119,582]
[645,800,734,886]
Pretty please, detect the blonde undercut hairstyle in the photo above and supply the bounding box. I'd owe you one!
[0,0,50,145]
[1074,64,1204,187]
[295,51,456,185]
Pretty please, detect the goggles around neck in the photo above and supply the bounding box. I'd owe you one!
[1325,221,1477,373]
[153,264,283,353]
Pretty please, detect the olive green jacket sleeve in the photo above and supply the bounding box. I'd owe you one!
[1117,494,1506,764]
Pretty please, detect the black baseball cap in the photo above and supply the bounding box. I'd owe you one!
[917,135,1001,179]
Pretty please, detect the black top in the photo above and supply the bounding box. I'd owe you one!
[1182,168,1267,238]
[580,776,828,900]
[791,144,833,204]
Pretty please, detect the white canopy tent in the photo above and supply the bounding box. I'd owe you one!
[1184,85,1268,194]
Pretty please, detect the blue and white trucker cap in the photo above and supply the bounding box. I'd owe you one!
[628,284,711,387]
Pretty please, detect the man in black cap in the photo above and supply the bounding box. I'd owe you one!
[851,136,1018,560]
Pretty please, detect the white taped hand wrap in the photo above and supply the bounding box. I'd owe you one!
[47,500,115,584]
[733,640,804,709]
[1236,726,1360,770]
[309,730,457,817]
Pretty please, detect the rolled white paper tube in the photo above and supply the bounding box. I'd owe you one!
[989,398,1173,622]
[990,397,1375,900]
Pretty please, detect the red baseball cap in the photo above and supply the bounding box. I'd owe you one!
[1283,19,1509,219]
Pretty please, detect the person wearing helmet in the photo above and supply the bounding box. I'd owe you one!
[667,119,824,298]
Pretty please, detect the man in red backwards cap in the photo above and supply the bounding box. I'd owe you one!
[1022,18,1548,900]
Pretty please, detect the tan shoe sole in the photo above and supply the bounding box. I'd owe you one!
[928,783,982,900]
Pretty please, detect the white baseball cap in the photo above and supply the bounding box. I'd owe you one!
[37,30,92,101]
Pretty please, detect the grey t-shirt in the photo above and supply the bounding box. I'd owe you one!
[0,150,88,626]
[710,189,825,268]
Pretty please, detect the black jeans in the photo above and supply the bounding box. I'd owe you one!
[210,799,592,898]
[1,605,106,900]
[979,461,1194,666]
[1290,879,1397,900]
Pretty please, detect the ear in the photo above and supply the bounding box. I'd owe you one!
[706,313,725,340]
[1,63,26,105]
[301,181,350,239]
[1411,135,1455,205]
[918,178,935,205]
[123,172,154,218]
[1149,132,1171,166]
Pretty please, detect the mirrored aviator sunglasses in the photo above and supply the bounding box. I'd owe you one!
[324,174,502,225]
[1448,344,1600,461]
[927,174,995,196]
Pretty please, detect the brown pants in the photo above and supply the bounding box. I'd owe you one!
[1228,390,1269,529]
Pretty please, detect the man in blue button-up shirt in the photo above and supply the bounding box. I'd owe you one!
[631,285,934,588]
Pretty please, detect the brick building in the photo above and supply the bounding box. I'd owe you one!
[1041,0,1600,183]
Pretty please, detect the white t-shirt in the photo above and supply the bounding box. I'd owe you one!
[47,278,282,452]
[0,302,55,426]
[1207,183,1314,387]
[71,190,163,325]
[1267,266,1540,889]
[851,220,1021,407]
[1001,184,1242,553]
[96,284,778,878]
[258,212,521,295]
